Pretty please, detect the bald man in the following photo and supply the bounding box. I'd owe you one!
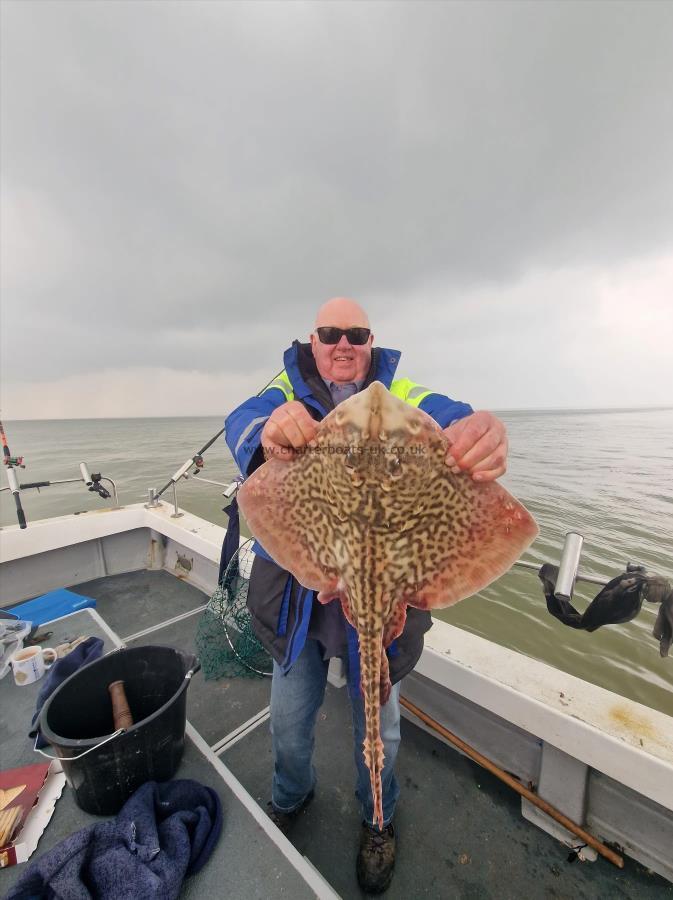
[225,298,507,894]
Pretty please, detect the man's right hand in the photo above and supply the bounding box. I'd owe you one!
[261,401,317,462]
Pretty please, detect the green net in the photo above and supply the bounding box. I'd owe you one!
[196,539,272,680]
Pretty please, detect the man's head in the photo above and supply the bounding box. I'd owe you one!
[310,297,374,384]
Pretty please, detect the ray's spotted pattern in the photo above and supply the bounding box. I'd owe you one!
[238,382,539,828]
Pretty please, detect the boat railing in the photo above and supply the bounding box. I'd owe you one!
[146,468,241,520]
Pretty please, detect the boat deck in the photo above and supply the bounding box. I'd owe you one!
[3,569,671,898]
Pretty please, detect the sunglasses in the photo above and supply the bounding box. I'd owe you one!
[315,326,371,345]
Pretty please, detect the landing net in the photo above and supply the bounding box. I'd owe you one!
[195,540,272,679]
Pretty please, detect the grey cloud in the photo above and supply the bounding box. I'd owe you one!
[2,1,673,383]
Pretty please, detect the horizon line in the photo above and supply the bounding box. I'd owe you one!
[2,404,672,423]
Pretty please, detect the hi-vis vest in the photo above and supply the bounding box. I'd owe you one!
[263,371,434,409]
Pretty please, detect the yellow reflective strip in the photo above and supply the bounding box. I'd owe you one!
[266,379,290,395]
[407,384,431,400]
[390,378,432,408]
[405,390,432,408]
[262,372,294,402]
[406,384,432,407]
[389,378,411,401]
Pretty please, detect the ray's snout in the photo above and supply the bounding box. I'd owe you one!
[334,382,421,441]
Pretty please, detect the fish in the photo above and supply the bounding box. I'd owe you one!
[238,381,538,828]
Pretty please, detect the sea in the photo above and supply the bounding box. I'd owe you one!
[1,408,672,716]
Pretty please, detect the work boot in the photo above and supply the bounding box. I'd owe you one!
[356,821,396,894]
[266,789,314,836]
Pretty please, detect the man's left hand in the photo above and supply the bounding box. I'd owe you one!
[443,411,508,482]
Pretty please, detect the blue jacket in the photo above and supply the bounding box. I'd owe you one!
[226,340,472,479]
[224,341,473,677]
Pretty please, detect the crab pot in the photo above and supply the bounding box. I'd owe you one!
[39,645,199,815]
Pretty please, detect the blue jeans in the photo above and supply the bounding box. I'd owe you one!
[270,638,401,827]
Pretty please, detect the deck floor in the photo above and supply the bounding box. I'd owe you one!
[71,570,672,899]
[0,605,322,899]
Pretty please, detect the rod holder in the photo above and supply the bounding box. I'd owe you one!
[222,477,243,499]
[555,532,584,601]
[146,488,160,508]
[79,462,93,485]
[6,467,19,493]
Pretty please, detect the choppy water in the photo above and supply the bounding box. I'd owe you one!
[1,409,672,715]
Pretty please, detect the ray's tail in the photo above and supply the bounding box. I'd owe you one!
[358,626,386,830]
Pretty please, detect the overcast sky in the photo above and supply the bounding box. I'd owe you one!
[1,0,672,419]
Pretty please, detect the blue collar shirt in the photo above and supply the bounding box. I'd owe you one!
[322,379,364,407]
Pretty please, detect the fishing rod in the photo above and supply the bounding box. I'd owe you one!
[0,420,27,529]
[1,421,120,528]
[154,369,285,501]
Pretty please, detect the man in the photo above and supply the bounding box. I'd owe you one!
[225,297,507,894]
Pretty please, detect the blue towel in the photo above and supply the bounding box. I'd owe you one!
[5,779,222,900]
[30,637,104,749]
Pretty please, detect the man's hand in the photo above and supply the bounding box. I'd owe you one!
[443,411,508,482]
[262,401,317,462]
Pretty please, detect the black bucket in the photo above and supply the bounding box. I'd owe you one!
[39,645,200,815]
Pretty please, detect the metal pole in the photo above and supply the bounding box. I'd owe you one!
[2,477,90,491]
[146,488,160,508]
[190,474,231,489]
[100,477,119,506]
[171,481,183,518]
[512,560,607,589]
[20,478,82,488]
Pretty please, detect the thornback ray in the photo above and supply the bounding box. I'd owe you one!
[238,381,538,829]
